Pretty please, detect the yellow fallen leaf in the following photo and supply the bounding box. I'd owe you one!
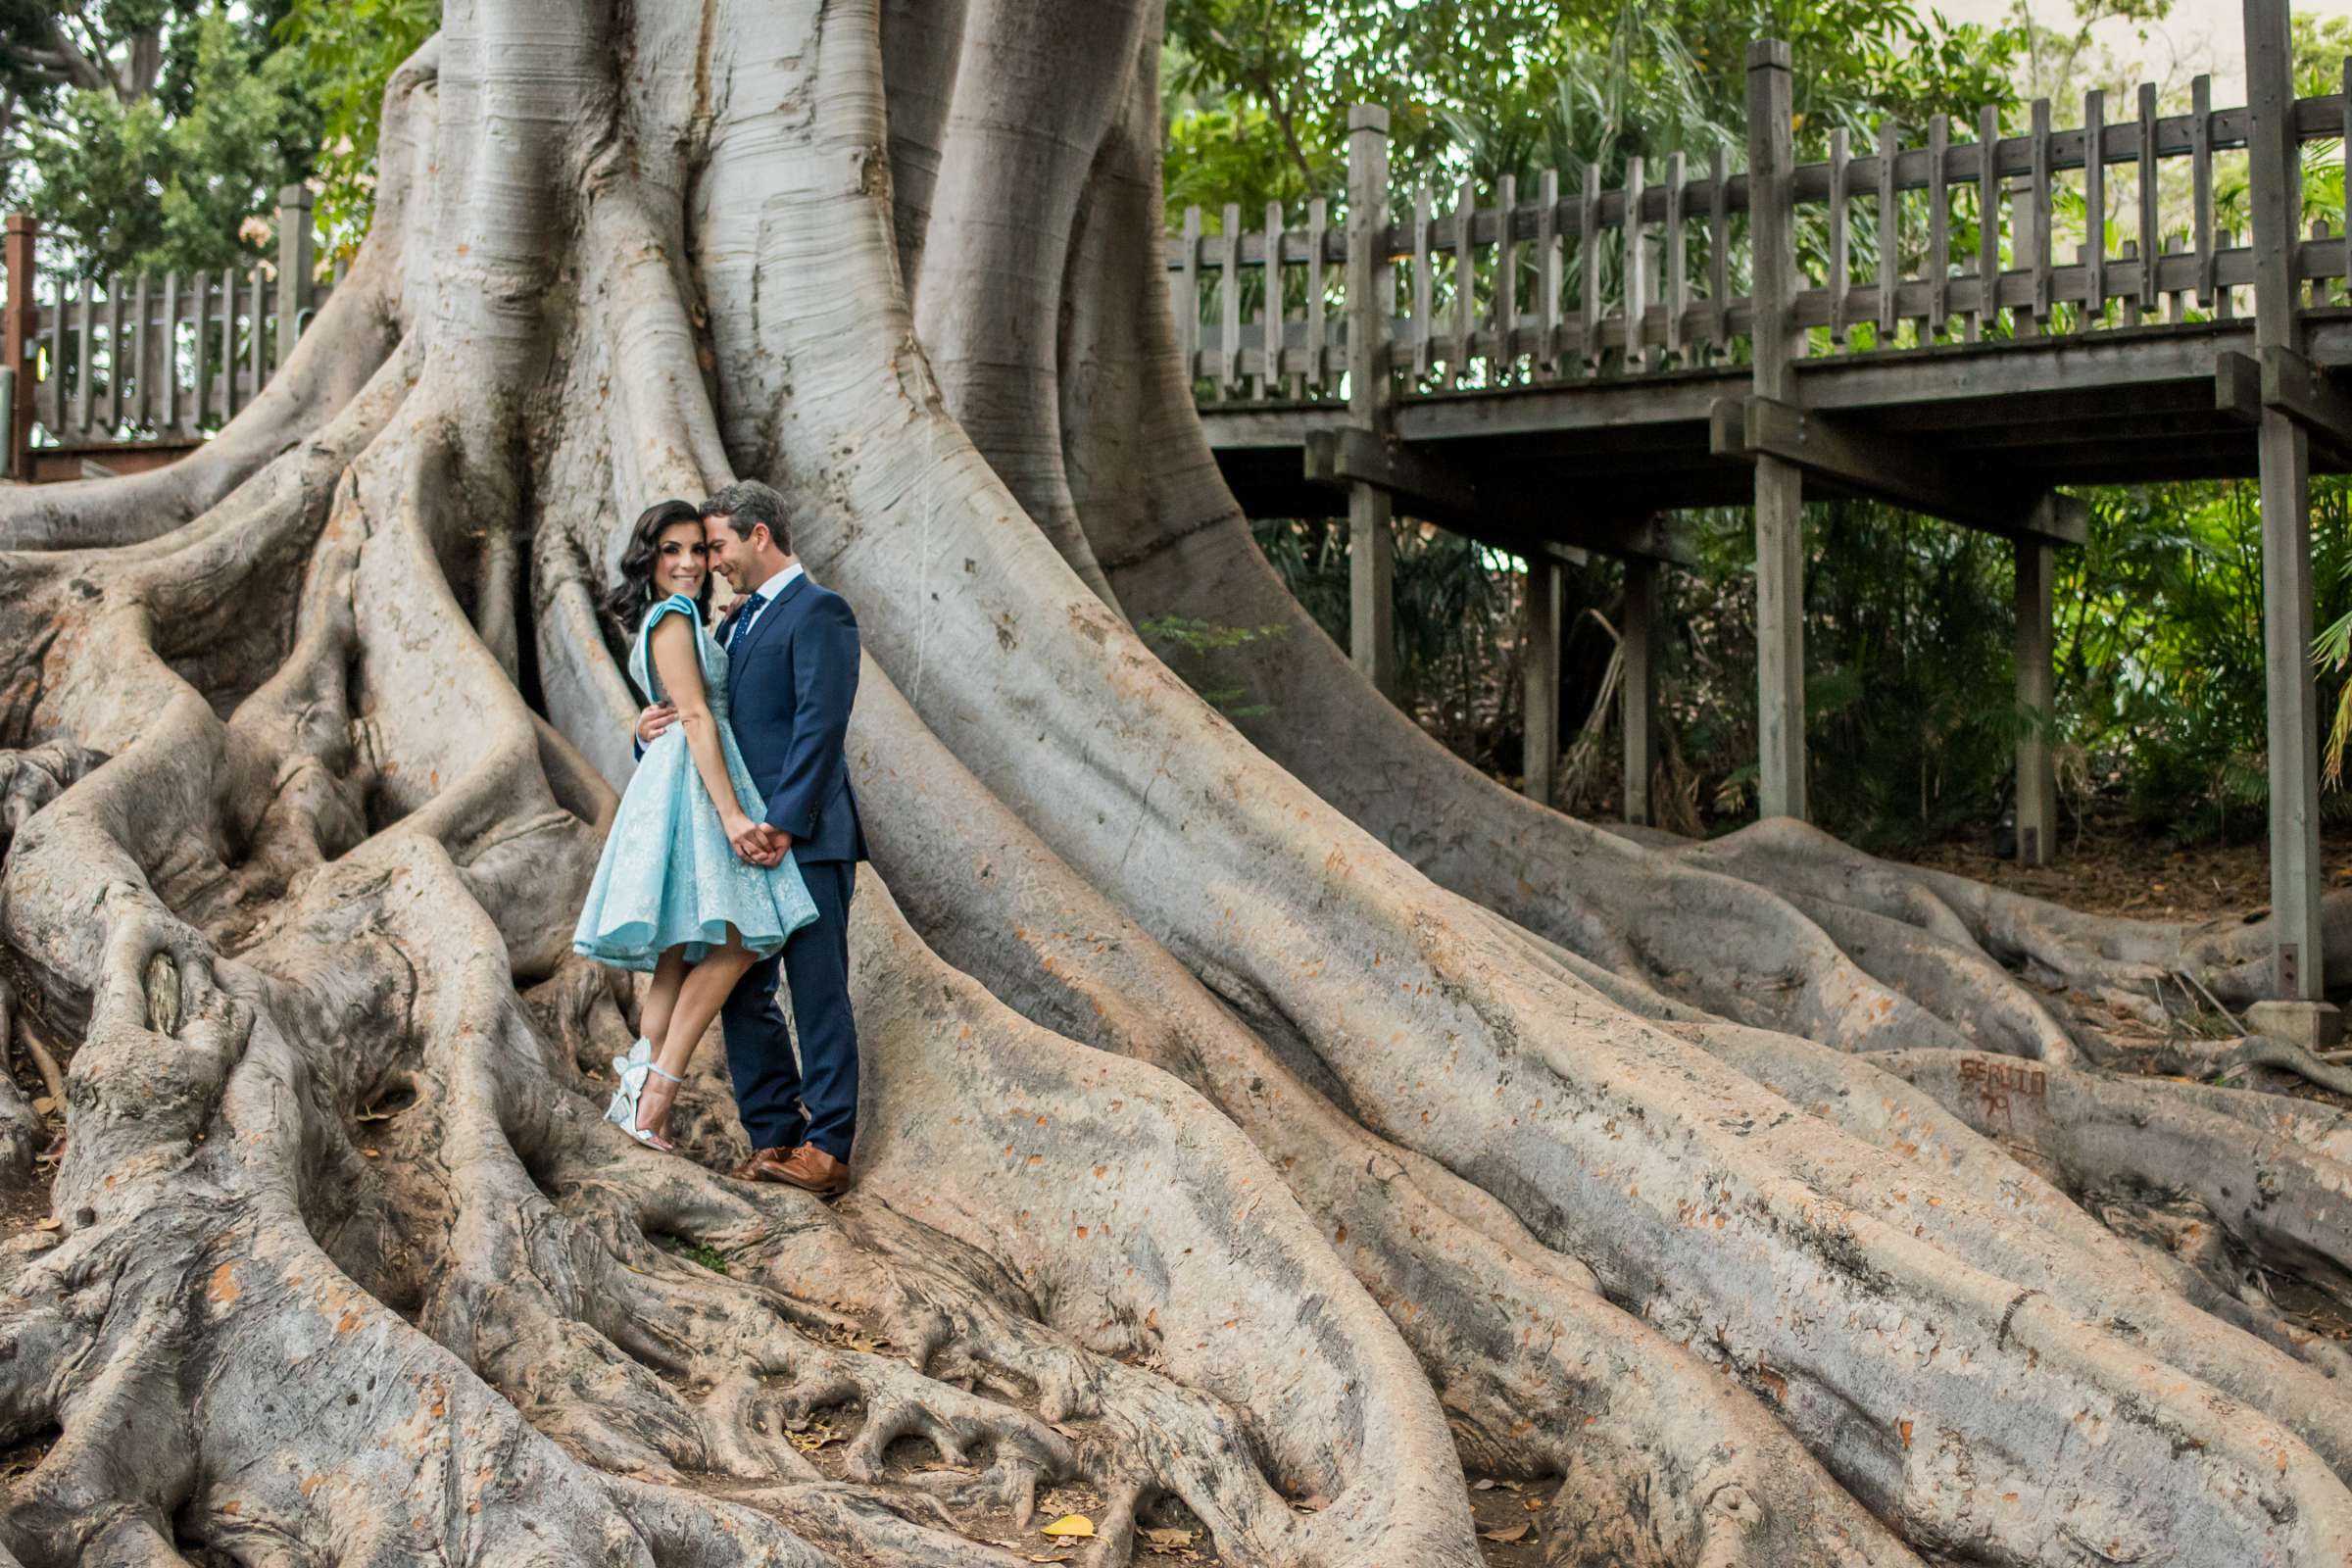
[1040,1515,1095,1539]
[32,1217,60,1232]
[1480,1521,1532,1543]
[30,1097,56,1115]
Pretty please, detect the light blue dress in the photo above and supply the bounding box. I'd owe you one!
[572,594,819,972]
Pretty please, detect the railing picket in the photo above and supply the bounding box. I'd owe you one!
[2216,227,2236,318]
[1578,165,1601,373]
[1622,157,1645,368]
[1876,121,1899,342]
[160,270,178,433]
[41,278,61,434]
[220,267,238,418]
[1537,168,1561,376]
[2137,83,2161,315]
[1217,203,1241,398]
[1495,172,1518,377]
[191,267,211,430]
[1178,205,1200,384]
[1928,114,1951,337]
[1412,185,1433,382]
[71,282,90,438]
[2165,231,2188,322]
[1828,129,1850,344]
[1976,105,2000,341]
[1263,199,1287,397]
[1665,153,1687,364]
[1452,177,1475,384]
[1708,145,1730,356]
[2121,241,2143,324]
[2191,74,2216,307]
[106,273,123,431]
[2028,98,2053,331]
[2082,89,2105,328]
[1304,197,1327,389]
[130,270,150,427]
[247,268,266,414]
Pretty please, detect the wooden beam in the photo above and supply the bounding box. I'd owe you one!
[1346,107,1397,699]
[1710,395,2087,544]
[1523,555,1562,808]
[1304,426,1696,565]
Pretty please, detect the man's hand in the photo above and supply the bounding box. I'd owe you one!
[726,819,792,868]
[636,703,678,745]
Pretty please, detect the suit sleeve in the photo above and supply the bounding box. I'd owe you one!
[761,593,860,838]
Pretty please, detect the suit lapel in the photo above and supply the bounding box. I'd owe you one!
[731,571,808,674]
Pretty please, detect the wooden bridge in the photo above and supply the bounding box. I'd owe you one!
[1168,0,2352,1025]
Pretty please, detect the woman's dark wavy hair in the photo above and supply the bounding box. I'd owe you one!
[604,499,713,632]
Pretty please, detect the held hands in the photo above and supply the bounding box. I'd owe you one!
[636,703,678,745]
[727,814,792,867]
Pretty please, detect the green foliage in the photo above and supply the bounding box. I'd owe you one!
[1139,613,1290,717]
[1161,0,2024,225]
[9,3,318,282]
[656,1234,731,1276]
[275,0,440,259]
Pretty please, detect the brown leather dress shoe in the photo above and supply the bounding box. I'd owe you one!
[767,1144,850,1198]
[727,1146,795,1182]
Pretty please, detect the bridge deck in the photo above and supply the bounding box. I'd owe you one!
[1203,315,2352,530]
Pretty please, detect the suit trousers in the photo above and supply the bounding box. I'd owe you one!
[719,858,858,1159]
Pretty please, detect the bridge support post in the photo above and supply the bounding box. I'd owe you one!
[1746,42,1806,823]
[1522,554,1561,807]
[274,185,315,370]
[2014,538,2057,864]
[2,214,34,481]
[1623,557,1661,826]
[1345,106,1397,699]
[2245,0,2330,1015]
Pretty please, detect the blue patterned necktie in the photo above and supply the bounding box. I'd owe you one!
[726,594,762,651]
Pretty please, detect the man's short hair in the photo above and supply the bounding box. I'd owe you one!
[702,481,792,554]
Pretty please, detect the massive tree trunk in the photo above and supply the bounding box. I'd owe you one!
[2,3,2349,1565]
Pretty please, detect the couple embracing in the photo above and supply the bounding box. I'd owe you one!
[571,481,865,1199]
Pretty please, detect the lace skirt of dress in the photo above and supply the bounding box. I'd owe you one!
[571,726,819,972]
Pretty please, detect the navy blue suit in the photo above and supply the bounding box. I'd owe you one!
[719,571,867,1160]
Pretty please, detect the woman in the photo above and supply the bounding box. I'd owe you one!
[572,500,818,1150]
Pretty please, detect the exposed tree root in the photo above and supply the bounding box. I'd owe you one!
[7,0,2352,1564]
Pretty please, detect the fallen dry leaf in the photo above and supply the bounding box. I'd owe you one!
[1040,1515,1094,1539]
[1291,1494,1329,1512]
[1480,1521,1532,1544]
[32,1217,60,1232]
[1143,1526,1193,1547]
[30,1097,55,1115]
[1471,1478,1496,1492]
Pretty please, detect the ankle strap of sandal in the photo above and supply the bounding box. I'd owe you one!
[646,1064,686,1084]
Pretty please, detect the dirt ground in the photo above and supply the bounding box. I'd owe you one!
[1895,812,2352,926]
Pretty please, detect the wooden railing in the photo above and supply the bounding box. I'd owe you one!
[0,185,337,480]
[1166,61,2352,404]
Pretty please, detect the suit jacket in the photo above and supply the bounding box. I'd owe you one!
[725,572,868,864]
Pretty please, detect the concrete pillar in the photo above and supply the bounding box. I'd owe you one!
[1523,554,1562,807]
[2245,0,2328,1009]
[1345,107,1397,698]
[2014,538,2057,864]
[1746,42,1807,821]
[1623,557,1661,825]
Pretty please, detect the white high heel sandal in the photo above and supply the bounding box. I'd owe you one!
[606,1038,683,1152]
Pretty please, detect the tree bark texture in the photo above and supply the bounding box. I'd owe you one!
[1,4,2349,1565]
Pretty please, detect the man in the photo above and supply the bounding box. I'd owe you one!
[636,479,866,1197]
